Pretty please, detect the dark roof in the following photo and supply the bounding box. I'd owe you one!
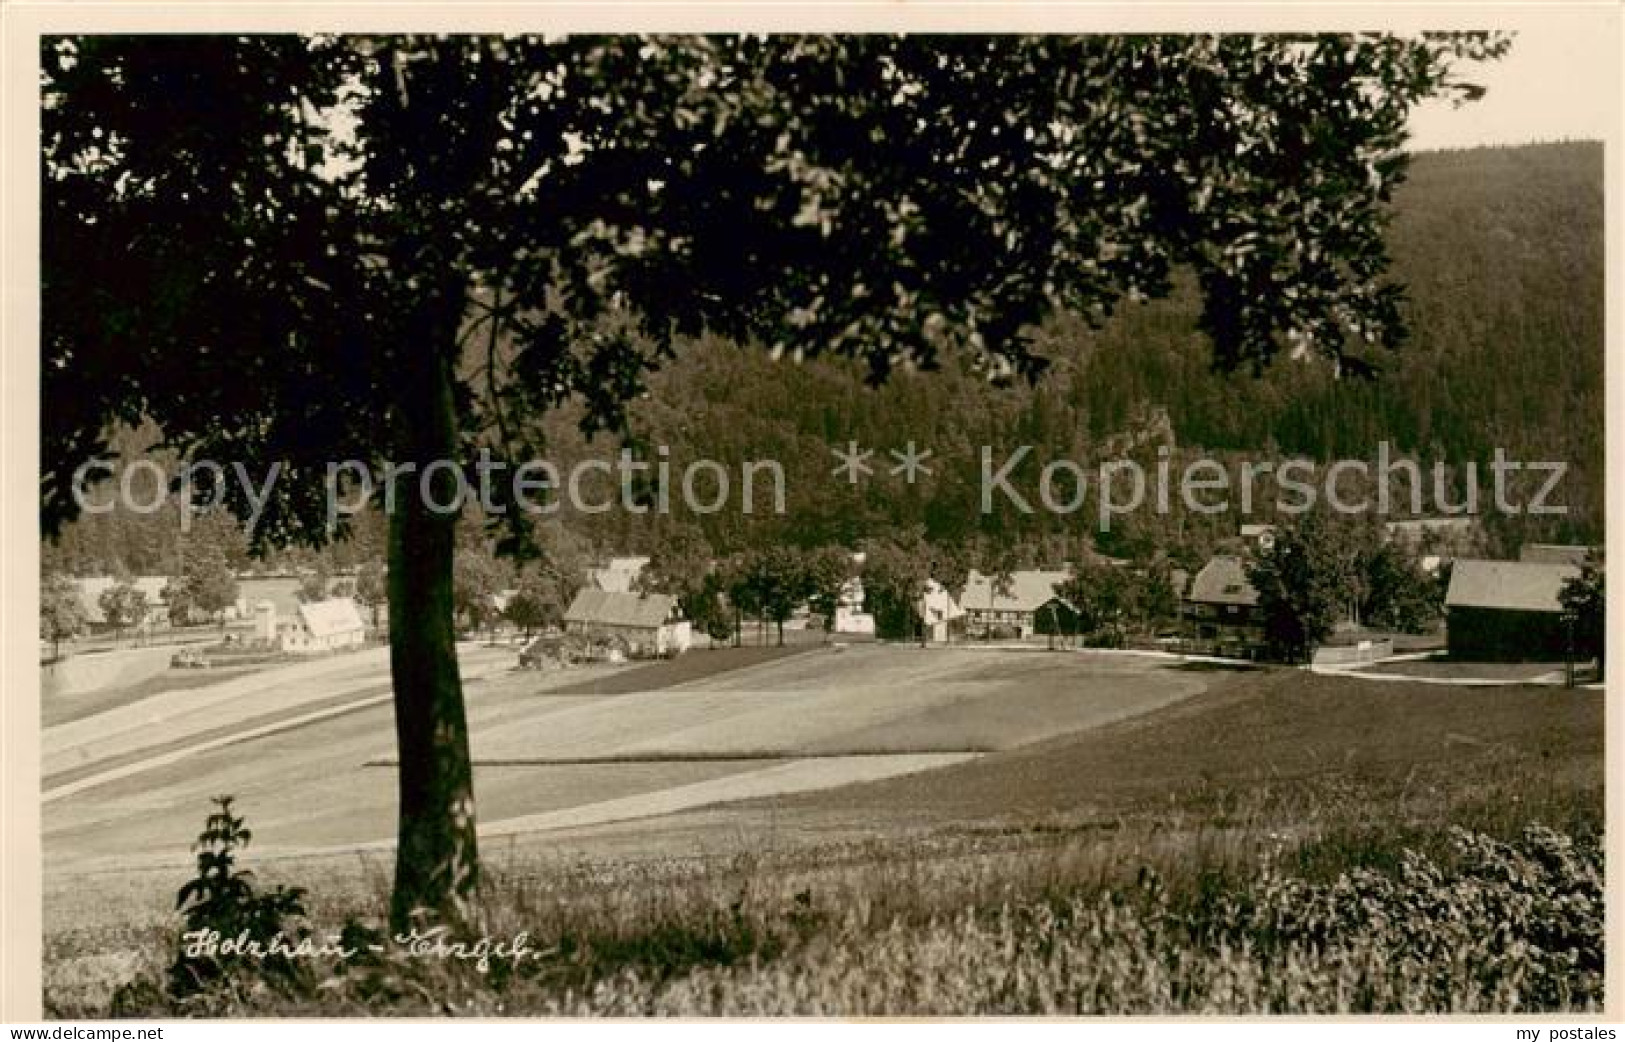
[1186,556,1259,607]
[564,589,677,629]
[1445,559,1579,614]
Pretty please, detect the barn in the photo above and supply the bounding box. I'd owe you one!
[1444,559,1580,661]
[1031,595,1082,638]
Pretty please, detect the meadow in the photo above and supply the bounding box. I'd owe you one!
[42,656,1604,1017]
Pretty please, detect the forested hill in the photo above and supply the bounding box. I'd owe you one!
[587,140,1602,555]
[44,142,1603,576]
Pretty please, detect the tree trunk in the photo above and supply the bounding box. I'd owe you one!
[386,336,479,935]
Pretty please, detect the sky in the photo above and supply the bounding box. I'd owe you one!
[1405,23,1619,151]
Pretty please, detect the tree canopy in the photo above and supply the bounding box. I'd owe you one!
[44,34,1509,544]
[40,572,88,657]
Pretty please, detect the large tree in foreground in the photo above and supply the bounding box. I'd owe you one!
[42,33,1504,930]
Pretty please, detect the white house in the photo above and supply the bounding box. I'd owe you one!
[832,574,877,635]
[918,580,965,642]
[961,569,1070,638]
[278,597,367,655]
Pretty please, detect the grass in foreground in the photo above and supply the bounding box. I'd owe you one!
[61,817,1602,1016]
[53,777,1603,1017]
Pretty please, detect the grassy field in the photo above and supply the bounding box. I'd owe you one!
[545,642,821,696]
[44,645,1200,868]
[43,666,262,729]
[42,655,1603,1017]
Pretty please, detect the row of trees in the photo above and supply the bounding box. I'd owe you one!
[634,523,1197,648]
[40,573,90,658]
[639,537,846,647]
[40,540,246,653]
[1053,559,1184,647]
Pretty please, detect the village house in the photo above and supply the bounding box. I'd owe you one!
[1182,555,1264,653]
[1444,559,1580,661]
[917,580,966,642]
[1239,524,1278,552]
[273,597,368,655]
[563,588,691,657]
[960,569,1070,638]
[1031,594,1083,639]
[831,552,875,635]
[835,571,876,635]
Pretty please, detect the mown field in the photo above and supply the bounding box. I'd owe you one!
[43,645,1198,868]
[42,652,1604,1017]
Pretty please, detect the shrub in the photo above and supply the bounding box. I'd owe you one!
[541,825,1604,1015]
[164,796,311,1004]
